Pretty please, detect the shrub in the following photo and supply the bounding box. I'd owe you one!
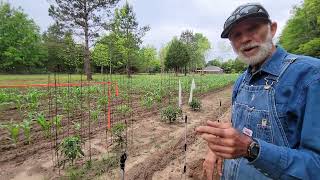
[189,98,201,111]
[58,136,84,168]
[160,105,182,123]
[111,122,126,149]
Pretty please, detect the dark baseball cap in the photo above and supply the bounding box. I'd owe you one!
[221,3,271,38]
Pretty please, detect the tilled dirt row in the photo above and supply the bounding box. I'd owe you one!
[98,85,233,180]
[152,108,232,180]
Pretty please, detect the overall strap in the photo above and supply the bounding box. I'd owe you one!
[240,69,248,86]
[264,54,298,89]
[277,54,298,80]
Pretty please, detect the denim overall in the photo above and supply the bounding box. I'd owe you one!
[222,54,297,180]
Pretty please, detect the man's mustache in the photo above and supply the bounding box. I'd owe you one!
[239,43,260,52]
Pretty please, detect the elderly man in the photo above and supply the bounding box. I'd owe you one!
[196,3,320,180]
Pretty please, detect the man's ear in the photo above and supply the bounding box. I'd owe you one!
[270,22,277,37]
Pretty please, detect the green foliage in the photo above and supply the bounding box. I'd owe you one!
[72,122,81,137]
[141,92,154,109]
[36,113,51,138]
[159,44,170,72]
[180,31,211,71]
[14,94,25,113]
[165,38,191,73]
[207,59,222,67]
[116,105,132,116]
[61,32,84,72]
[65,154,119,180]
[62,98,75,114]
[0,2,46,73]
[42,24,84,73]
[206,58,247,73]
[160,105,182,123]
[0,121,20,145]
[0,90,11,103]
[49,0,120,80]
[137,45,161,73]
[90,109,100,123]
[54,115,63,133]
[111,122,126,148]
[189,98,201,111]
[101,154,119,170]
[109,2,150,75]
[98,96,109,107]
[58,136,84,167]
[21,114,33,144]
[92,43,110,74]
[279,0,320,58]
[26,89,41,112]
[296,38,320,58]
[73,122,81,132]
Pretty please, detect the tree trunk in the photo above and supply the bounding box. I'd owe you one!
[84,2,92,81]
[84,31,92,80]
[184,66,187,76]
[101,65,104,74]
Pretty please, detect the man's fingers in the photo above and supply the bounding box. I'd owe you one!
[201,134,235,146]
[207,121,232,128]
[206,168,214,180]
[208,143,234,154]
[201,133,220,144]
[217,158,223,176]
[215,152,233,159]
[203,161,214,180]
[196,126,228,138]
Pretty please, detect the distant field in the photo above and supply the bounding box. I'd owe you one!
[0,74,239,92]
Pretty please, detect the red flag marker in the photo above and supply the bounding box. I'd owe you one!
[115,82,119,97]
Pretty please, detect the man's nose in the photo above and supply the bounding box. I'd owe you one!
[239,34,252,45]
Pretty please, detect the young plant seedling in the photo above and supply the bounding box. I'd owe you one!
[54,115,63,133]
[189,98,201,111]
[0,120,20,146]
[36,113,51,138]
[116,105,132,117]
[160,105,182,123]
[58,136,84,168]
[111,122,126,150]
[21,113,34,144]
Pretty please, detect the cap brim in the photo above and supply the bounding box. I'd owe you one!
[221,14,270,39]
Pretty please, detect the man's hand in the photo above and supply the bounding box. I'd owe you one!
[203,149,223,180]
[196,121,253,159]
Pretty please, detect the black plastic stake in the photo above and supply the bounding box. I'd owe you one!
[120,152,127,180]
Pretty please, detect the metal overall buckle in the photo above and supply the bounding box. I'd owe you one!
[264,77,276,90]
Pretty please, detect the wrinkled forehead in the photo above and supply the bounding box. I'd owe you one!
[229,18,270,37]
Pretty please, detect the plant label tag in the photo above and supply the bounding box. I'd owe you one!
[242,127,253,137]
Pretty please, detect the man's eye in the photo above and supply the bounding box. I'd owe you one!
[248,25,258,33]
[232,33,241,39]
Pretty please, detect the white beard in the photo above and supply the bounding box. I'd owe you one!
[234,28,273,66]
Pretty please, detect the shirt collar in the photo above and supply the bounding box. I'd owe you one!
[248,46,288,77]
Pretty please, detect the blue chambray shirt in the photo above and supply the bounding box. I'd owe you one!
[232,46,320,179]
